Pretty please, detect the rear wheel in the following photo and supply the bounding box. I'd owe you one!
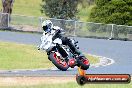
[78,56,90,70]
[49,52,69,71]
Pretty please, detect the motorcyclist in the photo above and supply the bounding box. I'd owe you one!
[39,20,81,56]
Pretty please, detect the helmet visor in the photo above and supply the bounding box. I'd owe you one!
[43,26,51,32]
[43,26,48,31]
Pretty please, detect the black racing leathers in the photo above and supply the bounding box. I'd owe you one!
[52,29,80,55]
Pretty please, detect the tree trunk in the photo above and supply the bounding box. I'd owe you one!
[1,0,14,28]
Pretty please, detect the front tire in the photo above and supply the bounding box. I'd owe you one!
[78,56,90,70]
[49,52,69,71]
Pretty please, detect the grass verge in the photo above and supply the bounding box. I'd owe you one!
[0,41,53,70]
[0,77,131,88]
[0,42,99,70]
[11,82,132,88]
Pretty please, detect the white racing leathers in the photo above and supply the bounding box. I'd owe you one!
[39,26,62,51]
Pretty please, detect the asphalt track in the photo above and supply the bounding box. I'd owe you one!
[0,31,132,76]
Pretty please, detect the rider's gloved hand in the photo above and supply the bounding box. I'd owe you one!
[37,45,40,50]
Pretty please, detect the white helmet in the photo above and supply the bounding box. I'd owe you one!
[42,20,53,32]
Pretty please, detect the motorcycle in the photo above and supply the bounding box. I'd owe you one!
[38,29,90,71]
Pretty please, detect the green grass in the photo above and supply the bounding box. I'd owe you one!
[0,82,131,88]
[0,41,53,70]
[0,42,99,70]
[0,0,93,22]
[85,54,99,64]
[0,0,44,17]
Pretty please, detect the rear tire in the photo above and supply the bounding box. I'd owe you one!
[49,52,69,71]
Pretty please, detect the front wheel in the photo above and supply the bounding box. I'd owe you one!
[49,52,69,71]
[77,56,90,70]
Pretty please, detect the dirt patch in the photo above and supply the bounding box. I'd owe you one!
[0,77,75,86]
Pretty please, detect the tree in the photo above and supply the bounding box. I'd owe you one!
[89,0,132,26]
[95,0,110,7]
[41,0,79,20]
[2,0,14,14]
[1,0,14,28]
